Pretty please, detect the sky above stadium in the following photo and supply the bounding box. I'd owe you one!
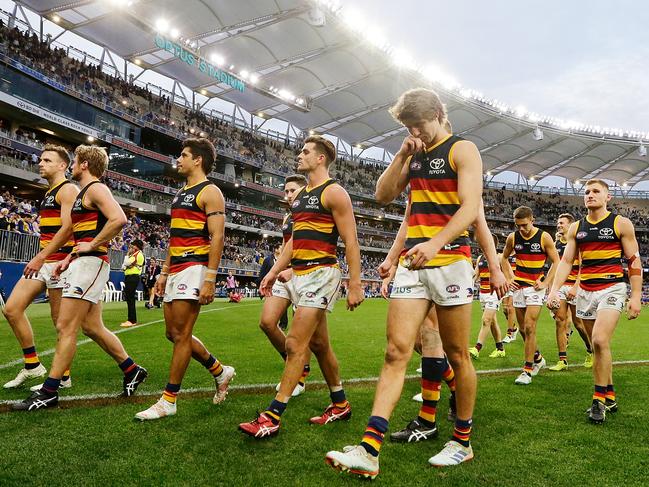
[346,0,649,133]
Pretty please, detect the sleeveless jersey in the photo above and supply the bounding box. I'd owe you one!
[555,238,579,284]
[39,180,75,262]
[169,180,213,274]
[477,255,491,294]
[71,180,108,262]
[290,179,339,275]
[508,254,517,274]
[575,212,624,291]
[400,134,471,268]
[281,213,293,245]
[513,228,548,287]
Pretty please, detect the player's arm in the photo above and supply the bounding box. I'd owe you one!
[406,141,482,269]
[375,136,421,204]
[198,185,226,305]
[378,201,410,278]
[326,184,364,310]
[23,183,78,278]
[77,184,128,252]
[538,232,560,290]
[618,216,642,319]
[473,202,508,298]
[547,222,579,308]
[500,233,515,280]
[473,255,481,282]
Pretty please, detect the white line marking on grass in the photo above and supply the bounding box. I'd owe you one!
[0,303,258,370]
[1,359,648,406]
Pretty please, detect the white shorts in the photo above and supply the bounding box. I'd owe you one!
[576,282,627,320]
[390,260,474,306]
[27,261,69,289]
[61,256,109,304]
[271,278,298,306]
[479,292,501,311]
[163,265,206,303]
[513,287,545,308]
[558,284,577,306]
[293,266,341,312]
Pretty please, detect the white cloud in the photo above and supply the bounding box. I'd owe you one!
[502,52,649,132]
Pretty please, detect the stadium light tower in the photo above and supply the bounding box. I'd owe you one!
[533,126,544,141]
[639,145,647,157]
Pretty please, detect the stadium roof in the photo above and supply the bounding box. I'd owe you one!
[18,0,649,187]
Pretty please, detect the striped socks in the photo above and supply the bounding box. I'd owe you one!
[298,364,310,388]
[162,383,180,404]
[495,341,504,351]
[203,354,223,378]
[605,384,615,402]
[41,377,60,395]
[330,387,348,408]
[558,351,567,363]
[62,369,71,381]
[264,399,287,425]
[452,418,473,447]
[418,357,443,427]
[475,343,483,352]
[593,385,607,403]
[118,357,137,376]
[523,362,534,375]
[442,357,456,392]
[360,416,388,457]
[23,346,40,370]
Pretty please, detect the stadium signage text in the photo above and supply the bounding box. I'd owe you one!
[154,35,246,93]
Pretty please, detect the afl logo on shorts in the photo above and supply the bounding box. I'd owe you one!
[531,243,541,251]
[410,160,421,171]
[446,284,460,293]
[576,231,587,239]
[430,158,445,170]
[177,284,187,291]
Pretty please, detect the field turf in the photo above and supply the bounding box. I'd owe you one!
[0,298,647,486]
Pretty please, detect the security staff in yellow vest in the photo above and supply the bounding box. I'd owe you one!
[121,239,145,328]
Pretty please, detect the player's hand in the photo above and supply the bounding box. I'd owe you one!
[398,135,425,158]
[277,268,293,283]
[347,284,364,311]
[627,297,641,320]
[546,291,561,311]
[260,270,277,297]
[377,257,394,279]
[567,285,578,301]
[380,277,391,299]
[154,275,167,297]
[52,255,72,279]
[198,281,215,305]
[533,278,547,291]
[23,253,45,278]
[405,240,440,270]
[509,280,520,292]
[489,267,509,300]
[74,241,95,254]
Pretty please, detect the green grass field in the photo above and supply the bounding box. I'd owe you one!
[1,298,648,486]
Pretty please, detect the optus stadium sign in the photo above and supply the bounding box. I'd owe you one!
[154,35,245,93]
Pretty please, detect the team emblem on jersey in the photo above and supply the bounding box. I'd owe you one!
[292,200,300,208]
[531,243,541,251]
[44,195,55,206]
[410,160,421,171]
[73,199,82,210]
[429,158,445,171]
[576,231,587,239]
[515,244,523,250]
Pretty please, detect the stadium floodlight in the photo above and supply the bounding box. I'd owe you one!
[210,54,225,66]
[533,126,544,141]
[622,182,629,188]
[170,28,180,39]
[364,27,388,50]
[239,70,249,80]
[342,7,366,32]
[295,98,305,105]
[52,14,61,23]
[486,171,492,177]
[229,64,235,70]
[155,18,169,34]
[309,130,316,135]
[200,89,207,95]
[121,99,128,106]
[134,58,142,66]
[87,136,95,142]
[390,48,415,69]
[514,105,527,117]
[640,145,647,157]
[249,73,259,84]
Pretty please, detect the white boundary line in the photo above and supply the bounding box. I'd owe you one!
[0,302,258,370]
[1,359,647,406]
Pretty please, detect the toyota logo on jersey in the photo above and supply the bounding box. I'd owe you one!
[429,158,445,170]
